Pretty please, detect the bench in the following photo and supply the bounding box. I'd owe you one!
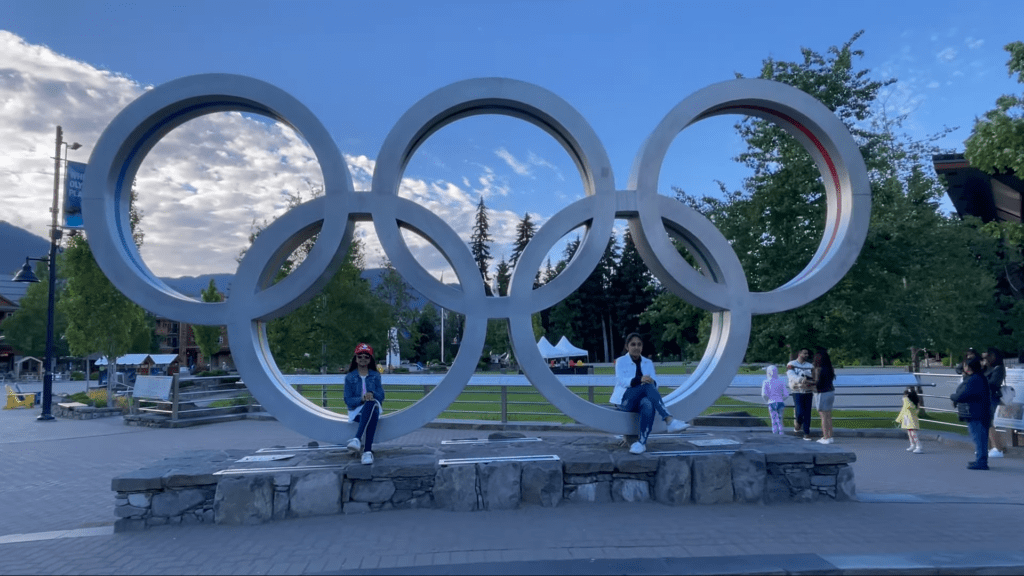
[5,385,36,410]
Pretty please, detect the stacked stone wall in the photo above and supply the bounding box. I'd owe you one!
[113,447,855,532]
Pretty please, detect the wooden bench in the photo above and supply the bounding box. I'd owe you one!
[5,385,36,410]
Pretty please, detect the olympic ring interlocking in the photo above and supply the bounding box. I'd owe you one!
[81,74,870,443]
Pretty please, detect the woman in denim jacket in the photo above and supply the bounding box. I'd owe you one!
[344,343,385,465]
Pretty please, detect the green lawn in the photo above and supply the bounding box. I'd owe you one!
[294,382,969,435]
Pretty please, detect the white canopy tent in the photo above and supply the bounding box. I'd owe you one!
[148,354,180,366]
[94,354,151,366]
[537,336,589,359]
[536,337,562,359]
[553,336,589,359]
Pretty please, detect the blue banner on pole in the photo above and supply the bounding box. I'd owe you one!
[63,161,87,229]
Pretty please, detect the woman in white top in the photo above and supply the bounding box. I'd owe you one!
[611,333,689,454]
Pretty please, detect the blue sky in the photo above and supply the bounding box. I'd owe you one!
[1,0,1021,281]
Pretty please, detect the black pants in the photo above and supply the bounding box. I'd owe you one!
[792,392,813,435]
[354,401,380,452]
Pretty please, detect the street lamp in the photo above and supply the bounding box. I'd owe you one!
[11,126,80,421]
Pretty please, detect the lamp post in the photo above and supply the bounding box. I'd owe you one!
[11,126,80,421]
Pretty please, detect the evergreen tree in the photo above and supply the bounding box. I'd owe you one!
[510,212,536,266]
[470,195,494,296]
[495,256,512,297]
[611,228,655,346]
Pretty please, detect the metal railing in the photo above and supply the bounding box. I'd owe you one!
[134,374,259,421]
[283,373,957,429]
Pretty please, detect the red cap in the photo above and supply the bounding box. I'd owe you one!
[354,343,373,357]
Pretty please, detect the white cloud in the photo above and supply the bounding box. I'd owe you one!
[495,147,531,176]
[927,81,940,89]
[937,47,958,62]
[527,151,565,181]
[965,37,984,49]
[0,31,556,287]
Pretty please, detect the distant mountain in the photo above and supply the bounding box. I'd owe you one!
[0,221,49,277]
[158,268,431,309]
[0,221,436,308]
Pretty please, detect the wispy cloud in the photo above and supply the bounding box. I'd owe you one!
[527,151,565,181]
[937,47,958,62]
[495,147,531,176]
[965,37,984,49]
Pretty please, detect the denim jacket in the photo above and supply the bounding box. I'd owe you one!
[344,370,385,412]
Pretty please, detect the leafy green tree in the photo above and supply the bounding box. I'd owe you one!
[192,279,223,370]
[675,32,998,364]
[964,41,1024,176]
[1,261,69,360]
[58,235,148,404]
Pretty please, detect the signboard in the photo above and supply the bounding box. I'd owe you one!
[132,375,173,401]
[995,369,1024,431]
[63,161,87,229]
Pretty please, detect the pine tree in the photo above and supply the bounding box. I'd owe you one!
[470,195,494,296]
[495,256,512,297]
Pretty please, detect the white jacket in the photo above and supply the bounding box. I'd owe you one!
[611,354,656,405]
[786,359,813,392]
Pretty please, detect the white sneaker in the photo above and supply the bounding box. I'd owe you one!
[817,437,829,444]
[907,445,915,452]
[665,419,690,433]
[346,438,361,453]
[989,448,1004,458]
[629,441,646,455]
[361,451,374,465]
[913,446,923,454]
[824,438,834,444]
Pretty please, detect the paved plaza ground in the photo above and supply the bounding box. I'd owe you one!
[2,399,1023,574]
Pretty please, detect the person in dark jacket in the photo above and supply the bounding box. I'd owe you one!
[983,348,1008,458]
[950,356,992,470]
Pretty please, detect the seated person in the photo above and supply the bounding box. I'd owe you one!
[611,333,689,454]
[344,343,385,465]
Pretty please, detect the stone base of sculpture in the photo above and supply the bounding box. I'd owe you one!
[111,431,856,532]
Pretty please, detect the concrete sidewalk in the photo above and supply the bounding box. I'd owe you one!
[1,407,1022,575]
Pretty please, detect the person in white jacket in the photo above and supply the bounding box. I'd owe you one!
[611,333,689,454]
[787,348,814,440]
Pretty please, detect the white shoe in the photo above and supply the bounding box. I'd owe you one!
[629,441,646,455]
[817,437,829,444]
[989,448,1004,458]
[907,445,915,451]
[346,438,361,453]
[824,438,834,444]
[361,451,374,465]
[665,419,690,433]
[913,446,924,454]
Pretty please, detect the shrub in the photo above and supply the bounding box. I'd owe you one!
[69,371,85,381]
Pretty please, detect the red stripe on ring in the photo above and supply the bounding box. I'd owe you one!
[704,105,843,284]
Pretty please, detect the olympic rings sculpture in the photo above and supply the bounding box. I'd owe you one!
[81,74,870,444]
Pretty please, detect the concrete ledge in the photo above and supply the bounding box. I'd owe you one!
[111,432,856,531]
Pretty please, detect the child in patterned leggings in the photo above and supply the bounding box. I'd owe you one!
[762,365,789,435]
